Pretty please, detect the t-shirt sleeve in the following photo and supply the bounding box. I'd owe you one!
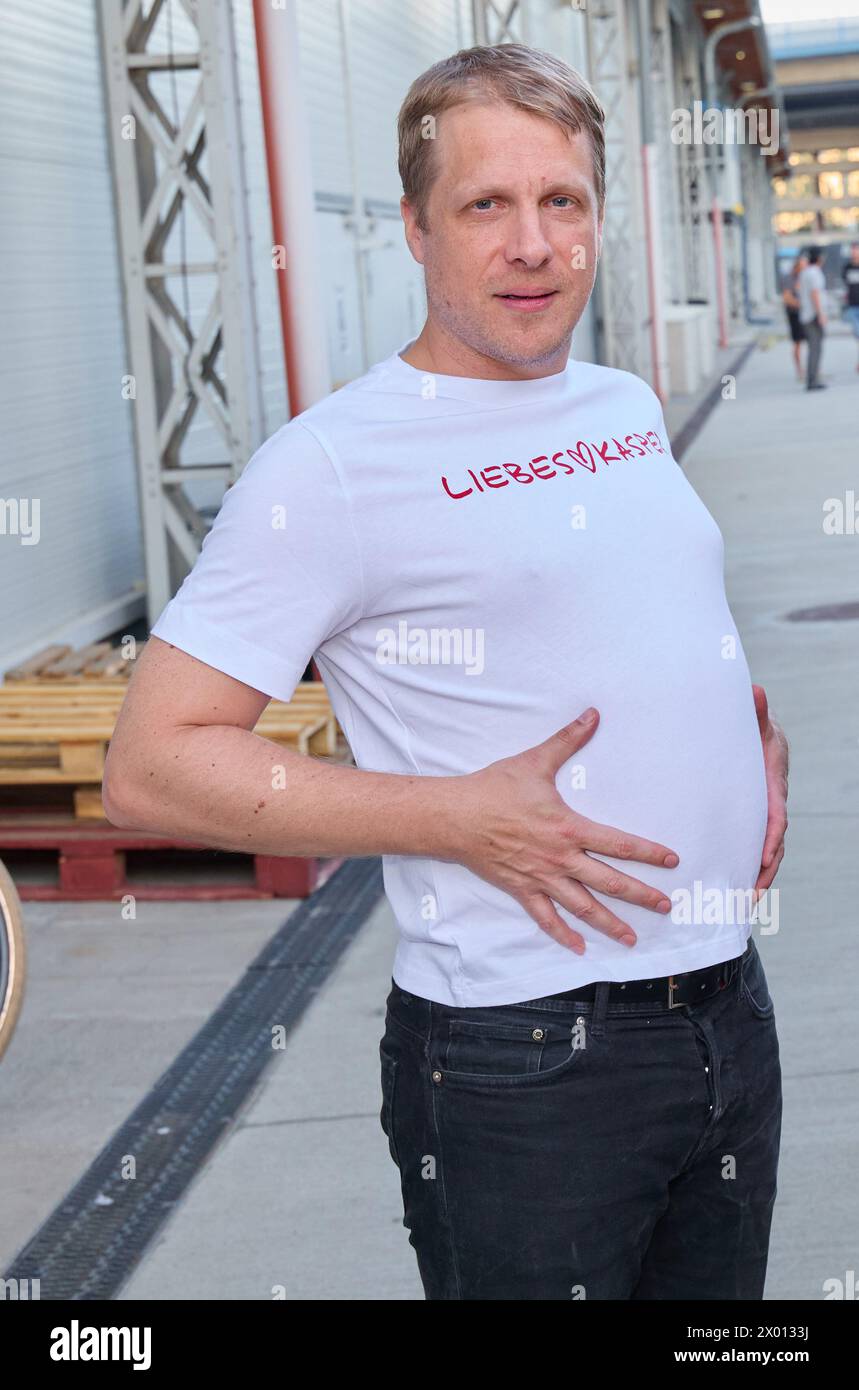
[149,418,364,703]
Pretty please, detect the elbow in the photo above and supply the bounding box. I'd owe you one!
[102,752,150,831]
[101,777,141,831]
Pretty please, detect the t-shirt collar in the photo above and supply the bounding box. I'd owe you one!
[373,334,575,405]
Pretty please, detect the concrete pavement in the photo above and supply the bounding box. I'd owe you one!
[683,321,859,1301]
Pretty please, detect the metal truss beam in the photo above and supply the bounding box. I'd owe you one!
[470,0,524,45]
[98,0,265,622]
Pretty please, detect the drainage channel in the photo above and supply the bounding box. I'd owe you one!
[672,337,758,464]
[3,855,384,1300]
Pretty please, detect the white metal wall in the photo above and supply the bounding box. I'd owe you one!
[294,0,472,383]
[0,0,145,675]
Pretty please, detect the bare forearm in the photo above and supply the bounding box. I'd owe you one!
[104,722,466,860]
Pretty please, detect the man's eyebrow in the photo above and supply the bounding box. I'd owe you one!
[454,179,592,200]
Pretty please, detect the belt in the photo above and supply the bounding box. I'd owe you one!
[548,944,748,1011]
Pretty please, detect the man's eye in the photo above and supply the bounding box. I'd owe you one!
[471,196,579,212]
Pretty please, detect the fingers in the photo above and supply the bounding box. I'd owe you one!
[571,855,673,914]
[574,815,680,869]
[530,707,600,776]
[752,683,768,726]
[520,891,586,954]
[543,877,638,947]
[753,684,771,743]
[762,810,788,868]
[755,842,785,895]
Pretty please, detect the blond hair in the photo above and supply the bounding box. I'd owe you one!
[397,43,606,231]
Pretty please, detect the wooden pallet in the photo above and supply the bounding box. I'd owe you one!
[4,642,146,681]
[0,814,343,901]
[0,666,347,817]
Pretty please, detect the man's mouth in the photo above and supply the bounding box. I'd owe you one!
[495,290,559,309]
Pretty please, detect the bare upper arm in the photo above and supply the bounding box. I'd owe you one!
[121,635,271,731]
[103,635,272,814]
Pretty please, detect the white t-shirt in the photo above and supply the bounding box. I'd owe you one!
[151,337,768,1007]
[798,263,825,324]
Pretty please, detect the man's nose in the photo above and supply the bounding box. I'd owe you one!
[502,212,554,265]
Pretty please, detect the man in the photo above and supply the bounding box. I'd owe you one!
[798,245,827,389]
[103,43,789,1300]
[842,241,859,373]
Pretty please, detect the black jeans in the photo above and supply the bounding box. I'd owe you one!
[379,938,782,1300]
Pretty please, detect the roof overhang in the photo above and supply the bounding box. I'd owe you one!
[692,0,791,175]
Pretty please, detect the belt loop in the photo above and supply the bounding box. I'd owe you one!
[590,980,610,1038]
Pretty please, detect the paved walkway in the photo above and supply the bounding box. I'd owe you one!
[683,322,859,1301]
[2,324,856,1300]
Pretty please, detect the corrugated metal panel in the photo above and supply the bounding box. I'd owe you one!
[295,0,355,199]
[345,0,470,206]
[295,0,473,374]
[0,0,144,672]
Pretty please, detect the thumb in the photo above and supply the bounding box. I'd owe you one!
[528,707,600,776]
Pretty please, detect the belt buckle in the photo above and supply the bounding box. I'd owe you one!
[667,974,684,1009]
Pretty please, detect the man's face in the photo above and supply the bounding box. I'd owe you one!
[401,101,603,372]
[851,245,859,264]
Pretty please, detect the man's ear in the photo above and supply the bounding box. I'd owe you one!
[400,195,426,267]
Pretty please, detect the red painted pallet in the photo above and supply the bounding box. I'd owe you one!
[0,816,343,902]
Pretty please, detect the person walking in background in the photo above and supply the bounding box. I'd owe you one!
[798,246,827,391]
[842,241,859,374]
[782,251,806,382]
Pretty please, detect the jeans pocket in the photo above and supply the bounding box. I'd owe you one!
[739,941,775,1020]
[437,1014,588,1089]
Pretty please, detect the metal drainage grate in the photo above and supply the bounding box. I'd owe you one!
[3,855,384,1300]
[785,601,859,623]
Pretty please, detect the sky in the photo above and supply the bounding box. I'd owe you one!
[760,0,859,20]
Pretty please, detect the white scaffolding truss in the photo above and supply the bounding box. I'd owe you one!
[470,0,524,45]
[97,0,265,623]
